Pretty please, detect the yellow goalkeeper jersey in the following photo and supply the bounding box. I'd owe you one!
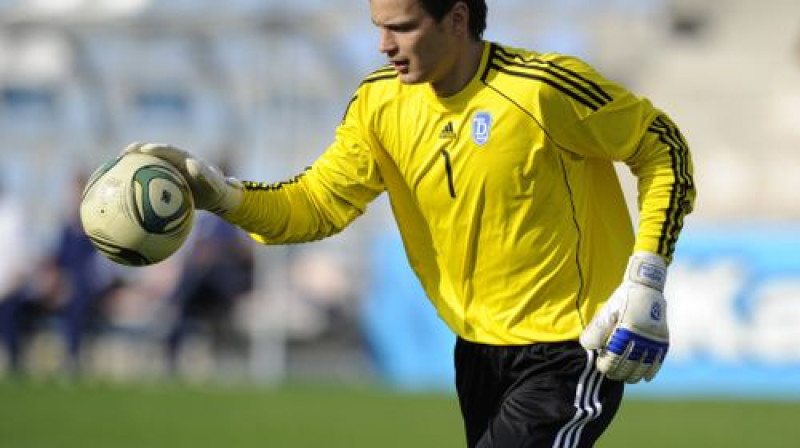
[227,42,695,345]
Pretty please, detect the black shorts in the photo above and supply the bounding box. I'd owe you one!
[454,338,624,448]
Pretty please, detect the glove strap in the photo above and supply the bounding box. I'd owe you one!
[626,252,667,292]
[209,177,243,217]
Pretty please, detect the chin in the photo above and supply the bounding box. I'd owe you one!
[397,71,428,85]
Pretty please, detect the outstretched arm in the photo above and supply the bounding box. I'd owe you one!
[124,125,385,245]
[226,132,385,244]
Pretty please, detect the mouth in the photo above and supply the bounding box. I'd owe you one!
[390,60,409,73]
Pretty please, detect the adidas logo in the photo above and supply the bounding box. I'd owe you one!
[439,121,456,139]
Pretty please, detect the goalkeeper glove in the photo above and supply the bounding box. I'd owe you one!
[579,251,669,384]
[123,142,243,216]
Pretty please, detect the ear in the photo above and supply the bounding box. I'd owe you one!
[449,1,470,37]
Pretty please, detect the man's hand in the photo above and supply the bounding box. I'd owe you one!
[580,252,669,384]
[123,142,243,216]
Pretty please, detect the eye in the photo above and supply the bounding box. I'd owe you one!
[385,20,418,33]
[390,24,414,32]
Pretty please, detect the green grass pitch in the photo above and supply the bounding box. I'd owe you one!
[1,380,799,447]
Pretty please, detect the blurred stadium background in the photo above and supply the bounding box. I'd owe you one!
[1,0,800,446]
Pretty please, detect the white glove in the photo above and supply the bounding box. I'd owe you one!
[579,251,669,384]
[123,142,243,216]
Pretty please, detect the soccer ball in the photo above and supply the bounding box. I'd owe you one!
[79,152,195,266]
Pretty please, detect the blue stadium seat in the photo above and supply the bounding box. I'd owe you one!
[81,33,234,158]
[0,30,95,152]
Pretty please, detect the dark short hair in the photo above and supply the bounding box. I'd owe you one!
[418,0,487,40]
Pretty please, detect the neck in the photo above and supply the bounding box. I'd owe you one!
[431,40,485,97]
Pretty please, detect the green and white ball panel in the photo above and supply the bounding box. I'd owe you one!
[131,165,192,234]
[148,177,183,217]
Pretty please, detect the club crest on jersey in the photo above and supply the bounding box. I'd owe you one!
[471,111,492,146]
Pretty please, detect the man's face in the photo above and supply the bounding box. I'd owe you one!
[369,0,459,87]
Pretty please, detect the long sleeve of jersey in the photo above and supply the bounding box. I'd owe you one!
[535,54,696,262]
[224,119,385,244]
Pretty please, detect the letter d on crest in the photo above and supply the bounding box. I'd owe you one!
[472,111,492,146]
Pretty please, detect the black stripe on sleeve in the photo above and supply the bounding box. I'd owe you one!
[494,46,613,105]
[341,94,358,123]
[491,51,611,110]
[361,74,397,85]
[480,43,500,83]
[489,62,601,111]
[243,169,310,192]
[647,117,693,259]
[536,59,613,104]
[371,64,394,75]
[361,65,398,85]
[344,65,396,122]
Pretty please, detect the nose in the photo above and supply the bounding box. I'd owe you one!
[378,28,396,55]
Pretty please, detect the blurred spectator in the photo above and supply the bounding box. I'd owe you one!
[162,211,254,375]
[1,171,123,375]
[49,172,124,374]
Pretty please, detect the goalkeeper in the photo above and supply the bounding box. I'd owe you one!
[127,0,695,446]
